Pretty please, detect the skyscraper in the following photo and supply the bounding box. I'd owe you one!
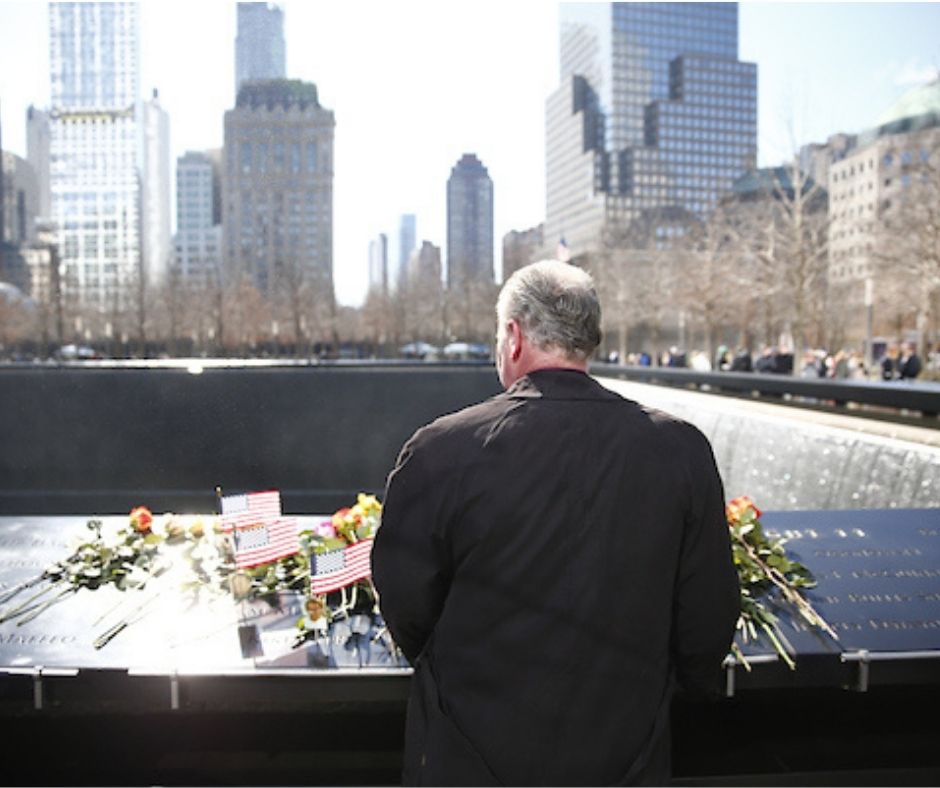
[141,90,171,286]
[235,2,287,99]
[446,153,494,288]
[398,213,416,290]
[175,150,222,285]
[222,79,334,298]
[47,1,142,310]
[26,106,51,221]
[546,2,757,256]
[368,232,388,295]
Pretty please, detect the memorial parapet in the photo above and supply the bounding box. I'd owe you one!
[731,508,940,692]
[0,363,503,515]
[1,508,939,707]
[2,508,940,786]
[0,513,410,717]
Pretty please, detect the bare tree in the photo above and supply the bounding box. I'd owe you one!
[592,212,685,362]
[735,165,830,365]
[673,204,750,361]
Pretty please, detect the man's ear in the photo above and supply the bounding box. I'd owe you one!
[507,319,523,361]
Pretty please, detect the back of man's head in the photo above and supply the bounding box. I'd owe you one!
[497,259,602,361]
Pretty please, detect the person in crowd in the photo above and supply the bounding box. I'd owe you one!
[372,259,740,786]
[754,345,777,374]
[847,350,868,380]
[774,347,795,375]
[880,343,899,381]
[714,345,731,371]
[799,350,821,379]
[898,341,922,380]
[690,349,712,371]
[730,346,753,372]
[666,345,687,368]
[927,343,940,372]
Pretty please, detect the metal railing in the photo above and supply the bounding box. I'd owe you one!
[591,362,940,419]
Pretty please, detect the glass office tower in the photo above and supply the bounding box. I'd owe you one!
[235,3,287,99]
[48,1,141,310]
[546,2,757,255]
[446,154,494,288]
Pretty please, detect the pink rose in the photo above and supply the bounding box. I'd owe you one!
[315,520,336,539]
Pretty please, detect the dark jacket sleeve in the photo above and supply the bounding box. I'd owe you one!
[371,430,452,664]
[672,425,740,695]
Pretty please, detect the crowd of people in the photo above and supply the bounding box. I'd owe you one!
[611,340,939,382]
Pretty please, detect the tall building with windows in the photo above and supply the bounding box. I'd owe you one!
[26,106,51,222]
[235,2,286,99]
[397,213,416,290]
[175,150,222,285]
[47,1,141,310]
[1,152,39,247]
[368,232,388,295]
[546,2,757,257]
[501,223,545,281]
[446,153,494,288]
[141,90,171,286]
[222,79,334,297]
[828,78,940,287]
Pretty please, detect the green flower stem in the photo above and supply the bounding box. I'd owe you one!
[737,534,839,641]
[0,579,63,623]
[731,641,752,672]
[16,586,76,626]
[761,621,796,670]
[0,573,48,605]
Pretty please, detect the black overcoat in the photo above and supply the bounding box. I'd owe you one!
[372,369,740,786]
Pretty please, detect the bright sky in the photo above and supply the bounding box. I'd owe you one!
[1,1,939,307]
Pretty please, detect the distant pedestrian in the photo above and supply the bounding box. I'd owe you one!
[899,342,922,380]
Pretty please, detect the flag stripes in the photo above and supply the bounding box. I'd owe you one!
[310,538,374,595]
[219,490,299,568]
[220,490,282,532]
[230,518,300,569]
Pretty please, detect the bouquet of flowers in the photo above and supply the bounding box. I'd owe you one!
[727,496,837,669]
[294,493,383,641]
[0,506,206,629]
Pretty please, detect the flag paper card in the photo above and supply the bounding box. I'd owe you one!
[310,538,374,595]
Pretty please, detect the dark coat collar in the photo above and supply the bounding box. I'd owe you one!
[505,368,622,401]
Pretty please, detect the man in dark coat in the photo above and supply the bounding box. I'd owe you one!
[372,260,740,786]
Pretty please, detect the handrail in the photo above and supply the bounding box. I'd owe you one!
[591,362,940,418]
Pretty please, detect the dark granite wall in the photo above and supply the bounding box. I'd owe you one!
[0,364,502,514]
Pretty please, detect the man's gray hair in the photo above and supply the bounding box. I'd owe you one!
[496,259,602,360]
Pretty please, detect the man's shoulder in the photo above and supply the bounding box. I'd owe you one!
[408,391,514,445]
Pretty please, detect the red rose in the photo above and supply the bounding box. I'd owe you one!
[129,506,153,534]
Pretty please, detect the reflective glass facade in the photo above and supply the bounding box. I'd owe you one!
[547,2,757,253]
[235,3,287,99]
[48,1,141,309]
[446,154,494,287]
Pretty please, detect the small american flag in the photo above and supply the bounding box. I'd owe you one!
[220,490,299,568]
[220,490,282,533]
[310,538,374,595]
[556,235,571,263]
